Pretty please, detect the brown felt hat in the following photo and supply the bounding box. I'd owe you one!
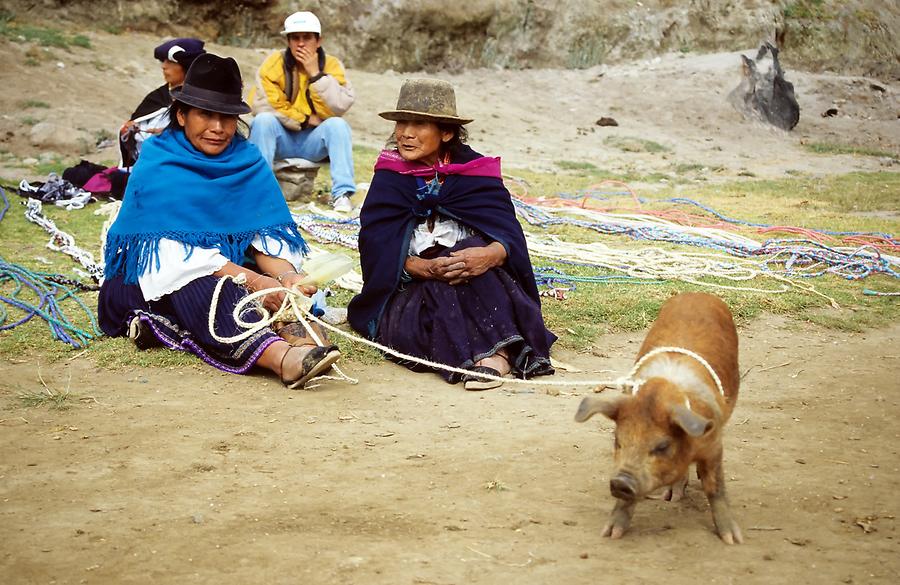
[379,78,473,125]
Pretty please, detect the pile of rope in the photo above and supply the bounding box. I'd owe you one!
[289,193,897,301]
[0,188,102,348]
[24,198,104,282]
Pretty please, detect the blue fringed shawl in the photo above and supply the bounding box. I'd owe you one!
[104,129,308,283]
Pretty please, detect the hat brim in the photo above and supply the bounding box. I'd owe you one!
[171,89,251,116]
[379,110,472,125]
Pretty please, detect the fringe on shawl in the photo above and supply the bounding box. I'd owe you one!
[103,224,309,285]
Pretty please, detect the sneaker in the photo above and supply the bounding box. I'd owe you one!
[332,194,353,213]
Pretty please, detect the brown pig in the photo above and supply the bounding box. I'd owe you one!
[575,292,743,544]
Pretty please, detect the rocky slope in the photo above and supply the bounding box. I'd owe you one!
[5,0,898,77]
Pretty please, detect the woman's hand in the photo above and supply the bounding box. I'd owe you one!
[405,256,454,282]
[444,242,508,285]
[246,274,286,314]
[405,242,508,284]
[119,120,135,138]
[278,271,317,296]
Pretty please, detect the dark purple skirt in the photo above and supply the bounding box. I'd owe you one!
[377,236,555,383]
[98,274,279,373]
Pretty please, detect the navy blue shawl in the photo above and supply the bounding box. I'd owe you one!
[347,145,542,338]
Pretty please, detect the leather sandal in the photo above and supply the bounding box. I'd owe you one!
[281,344,342,389]
[463,366,505,391]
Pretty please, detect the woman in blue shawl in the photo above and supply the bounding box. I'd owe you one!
[99,54,341,388]
[347,79,555,390]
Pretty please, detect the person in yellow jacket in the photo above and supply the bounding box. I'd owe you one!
[248,11,356,212]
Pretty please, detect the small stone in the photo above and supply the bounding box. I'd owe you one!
[192,514,204,524]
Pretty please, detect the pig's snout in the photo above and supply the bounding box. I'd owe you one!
[610,473,638,501]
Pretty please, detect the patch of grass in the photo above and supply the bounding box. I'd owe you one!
[803,141,898,159]
[604,135,670,154]
[32,157,72,176]
[0,17,93,50]
[19,386,74,410]
[18,99,50,109]
[784,0,827,20]
[71,34,91,49]
[22,116,39,126]
[1,153,897,373]
[556,160,600,172]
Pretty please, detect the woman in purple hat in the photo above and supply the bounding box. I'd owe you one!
[119,38,206,167]
[101,54,341,389]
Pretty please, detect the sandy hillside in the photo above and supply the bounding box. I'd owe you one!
[1,29,899,585]
[0,30,897,185]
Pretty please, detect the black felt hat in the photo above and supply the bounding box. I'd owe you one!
[170,54,251,115]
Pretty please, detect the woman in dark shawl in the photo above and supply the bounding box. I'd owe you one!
[100,54,341,388]
[348,78,555,390]
[119,38,206,168]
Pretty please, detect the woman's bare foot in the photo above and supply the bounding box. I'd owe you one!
[475,351,510,376]
[466,351,511,391]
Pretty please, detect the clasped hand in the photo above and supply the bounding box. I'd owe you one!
[407,243,507,285]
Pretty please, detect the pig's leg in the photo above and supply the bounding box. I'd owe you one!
[602,499,636,539]
[697,453,743,544]
[663,474,689,502]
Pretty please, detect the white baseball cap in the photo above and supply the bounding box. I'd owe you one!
[281,11,321,35]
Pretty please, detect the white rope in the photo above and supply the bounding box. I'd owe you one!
[208,273,357,385]
[207,274,685,390]
[24,199,104,281]
[525,234,840,306]
[625,346,726,397]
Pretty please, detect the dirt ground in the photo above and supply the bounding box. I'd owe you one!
[1,316,898,584]
[1,29,899,585]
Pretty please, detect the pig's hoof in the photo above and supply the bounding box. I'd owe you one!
[601,521,629,539]
[717,522,744,545]
[664,477,688,502]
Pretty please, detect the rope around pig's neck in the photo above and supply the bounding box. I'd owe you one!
[627,346,726,397]
[208,274,720,391]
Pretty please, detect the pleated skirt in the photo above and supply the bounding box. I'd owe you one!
[98,274,279,373]
[377,236,556,383]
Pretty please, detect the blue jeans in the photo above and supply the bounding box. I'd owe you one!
[249,113,355,200]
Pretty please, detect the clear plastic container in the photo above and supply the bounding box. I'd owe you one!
[298,252,355,286]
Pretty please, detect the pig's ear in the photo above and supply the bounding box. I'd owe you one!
[670,405,713,437]
[575,395,628,423]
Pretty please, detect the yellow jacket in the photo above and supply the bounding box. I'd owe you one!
[249,48,355,131]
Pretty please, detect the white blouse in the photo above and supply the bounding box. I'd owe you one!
[408,215,473,256]
[137,234,307,301]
